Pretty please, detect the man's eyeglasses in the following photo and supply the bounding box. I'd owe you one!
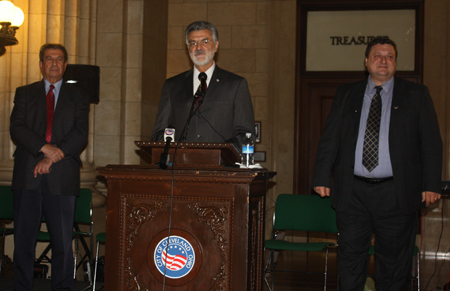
[188,39,212,48]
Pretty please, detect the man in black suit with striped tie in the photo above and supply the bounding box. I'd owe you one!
[313,37,442,290]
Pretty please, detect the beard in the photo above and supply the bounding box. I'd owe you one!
[190,49,215,67]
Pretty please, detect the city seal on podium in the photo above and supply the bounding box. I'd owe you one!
[154,235,195,279]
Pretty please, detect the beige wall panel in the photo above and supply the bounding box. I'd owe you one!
[125,68,143,102]
[240,72,268,97]
[168,26,184,50]
[216,49,256,73]
[125,34,143,68]
[99,67,122,102]
[257,1,270,25]
[168,3,207,26]
[123,135,141,164]
[95,101,121,136]
[215,25,231,49]
[231,25,269,49]
[127,1,144,34]
[124,102,142,137]
[166,50,192,75]
[256,49,268,73]
[94,135,121,165]
[208,2,257,25]
[253,95,268,122]
[96,33,123,67]
[97,0,123,33]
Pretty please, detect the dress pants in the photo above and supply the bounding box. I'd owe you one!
[13,175,77,291]
[336,177,417,291]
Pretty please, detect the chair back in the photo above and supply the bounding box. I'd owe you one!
[273,194,338,234]
[0,185,13,220]
[75,188,92,224]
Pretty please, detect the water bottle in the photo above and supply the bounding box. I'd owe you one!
[241,133,254,167]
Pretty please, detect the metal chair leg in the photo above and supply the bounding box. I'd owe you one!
[416,253,420,291]
[0,233,5,276]
[263,249,275,291]
[73,237,78,279]
[93,240,100,291]
[324,246,329,291]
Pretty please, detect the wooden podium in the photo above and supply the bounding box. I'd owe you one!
[97,142,275,291]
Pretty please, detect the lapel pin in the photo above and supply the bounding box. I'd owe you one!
[394,106,399,109]
[216,79,220,82]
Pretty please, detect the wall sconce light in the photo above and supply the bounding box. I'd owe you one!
[0,0,24,56]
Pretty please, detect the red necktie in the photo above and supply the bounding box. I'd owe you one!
[46,85,55,143]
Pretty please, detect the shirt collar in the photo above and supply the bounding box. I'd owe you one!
[43,78,63,93]
[367,76,394,95]
[193,62,216,84]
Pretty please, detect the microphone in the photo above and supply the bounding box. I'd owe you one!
[198,72,207,99]
[159,126,175,169]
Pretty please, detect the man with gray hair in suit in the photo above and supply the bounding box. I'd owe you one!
[152,21,255,150]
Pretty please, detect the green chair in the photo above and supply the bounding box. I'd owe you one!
[264,194,339,291]
[93,232,106,291]
[35,188,93,284]
[0,185,14,276]
[368,245,420,291]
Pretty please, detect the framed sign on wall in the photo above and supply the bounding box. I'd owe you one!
[306,10,416,72]
[298,0,424,76]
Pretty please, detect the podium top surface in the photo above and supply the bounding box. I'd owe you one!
[135,141,241,167]
[97,164,276,181]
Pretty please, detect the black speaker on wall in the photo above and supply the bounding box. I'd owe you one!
[64,64,100,104]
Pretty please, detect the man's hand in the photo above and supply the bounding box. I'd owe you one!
[41,144,64,163]
[314,186,331,197]
[422,191,441,207]
[34,157,53,177]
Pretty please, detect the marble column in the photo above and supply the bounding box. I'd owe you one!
[0,0,103,205]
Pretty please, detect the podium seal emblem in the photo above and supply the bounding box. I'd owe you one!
[154,235,195,279]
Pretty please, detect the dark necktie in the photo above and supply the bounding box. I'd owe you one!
[363,86,383,172]
[46,84,55,143]
[196,73,207,108]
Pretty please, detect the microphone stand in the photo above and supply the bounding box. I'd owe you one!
[179,72,207,142]
[159,136,172,169]
[178,93,201,142]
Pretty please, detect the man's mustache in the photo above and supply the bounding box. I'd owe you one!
[194,50,206,56]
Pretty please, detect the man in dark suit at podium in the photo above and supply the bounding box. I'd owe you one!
[151,21,255,149]
[313,37,442,290]
[10,43,89,291]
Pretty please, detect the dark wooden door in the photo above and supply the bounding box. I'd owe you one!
[294,76,365,195]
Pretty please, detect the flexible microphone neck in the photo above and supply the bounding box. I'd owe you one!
[179,72,208,142]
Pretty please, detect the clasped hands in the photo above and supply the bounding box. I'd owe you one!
[313,186,441,207]
[33,144,65,177]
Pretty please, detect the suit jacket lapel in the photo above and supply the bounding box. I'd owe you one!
[349,80,366,132]
[206,66,221,99]
[34,81,48,136]
[38,80,47,119]
[389,77,407,140]
[184,69,194,99]
[53,83,68,122]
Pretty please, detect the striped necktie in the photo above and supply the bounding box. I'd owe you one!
[362,86,383,172]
